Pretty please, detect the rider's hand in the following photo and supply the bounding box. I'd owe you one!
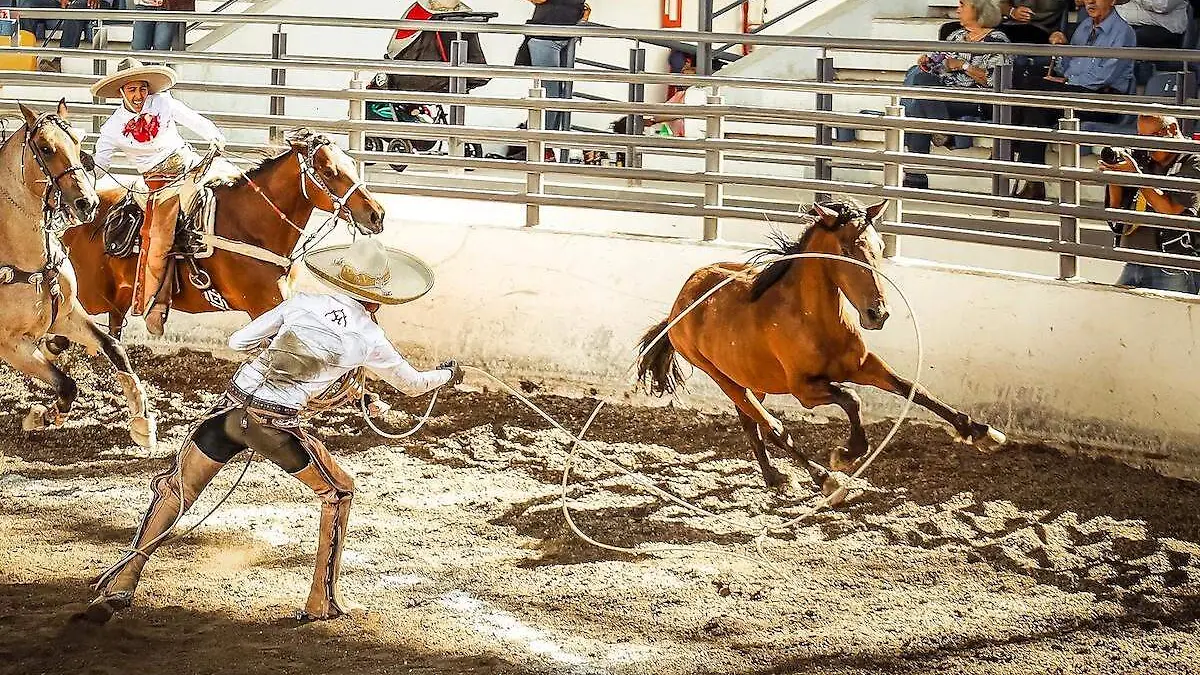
[437,359,465,387]
[211,137,226,154]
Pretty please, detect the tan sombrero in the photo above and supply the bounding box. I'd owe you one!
[304,238,435,305]
[90,57,177,100]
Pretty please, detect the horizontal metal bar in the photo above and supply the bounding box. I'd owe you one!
[16,10,1200,61]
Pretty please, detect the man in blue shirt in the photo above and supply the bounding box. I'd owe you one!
[1012,0,1137,199]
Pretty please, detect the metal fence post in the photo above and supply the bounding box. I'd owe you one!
[348,77,366,177]
[703,94,725,241]
[1175,70,1196,137]
[991,63,1013,198]
[92,26,108,136]
[696,0,713,76]
[814,55,834,201]
[625,46,645,180]
[270,26,287,144]
[525,87,546,228]
[1057,115,1080,279]
[448,38,468,166]
[883,103,904,258]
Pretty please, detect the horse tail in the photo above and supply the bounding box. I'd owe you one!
[636,318,685,397]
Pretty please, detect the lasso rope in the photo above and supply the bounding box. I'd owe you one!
[106,252,923,579]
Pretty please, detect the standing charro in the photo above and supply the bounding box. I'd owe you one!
[90,57,227,336]
[83,237,464,623]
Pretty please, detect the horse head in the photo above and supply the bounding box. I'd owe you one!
[18,100,99,224]
[809,198,889,330]
[288,130,385,235]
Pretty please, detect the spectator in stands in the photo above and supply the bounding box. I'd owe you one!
[517,0,591,133]
[666,49,695,99]
[131,0,191,52]
[903,0,1012,190]
[941,1,1067,42]
[1116,0,1190,48]
[1011,0,1136,199]
[1103,114,1200,293]
[999,0,1070,42]
[18,0,112,72]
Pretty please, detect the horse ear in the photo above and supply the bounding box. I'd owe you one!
[18,102,37,127]
[57,98,69,121]
[865,200,888,222]
[811,202,839,228]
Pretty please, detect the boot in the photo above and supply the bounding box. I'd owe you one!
[83,442,224,623]
[292,457,355,620]
[143,258,176,337]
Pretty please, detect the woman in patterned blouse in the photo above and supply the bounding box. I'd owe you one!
[902,0,1014,189]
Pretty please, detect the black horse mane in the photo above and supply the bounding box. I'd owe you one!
[748,198,867,302]
[213,128,323,190]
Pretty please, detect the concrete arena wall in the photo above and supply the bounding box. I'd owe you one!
[146,194,1200,483]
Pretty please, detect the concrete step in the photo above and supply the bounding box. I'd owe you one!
[869,17,951,41]
[831,50,923,72]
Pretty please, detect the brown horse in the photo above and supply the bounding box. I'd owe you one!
[0,101,154,446]
[60,129,386,336]
[637,198,1004,498]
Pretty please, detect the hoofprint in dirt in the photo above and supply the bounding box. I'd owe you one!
[0,348,1198,675]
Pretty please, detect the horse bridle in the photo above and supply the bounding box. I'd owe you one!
[296,134,366,223]
[22,112,96,229]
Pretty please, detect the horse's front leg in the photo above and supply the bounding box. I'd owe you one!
[0,338,78,432]
[849,352,1006,448]
[51,305,156,448]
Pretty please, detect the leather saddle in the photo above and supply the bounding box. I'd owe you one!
[102,187,216,260]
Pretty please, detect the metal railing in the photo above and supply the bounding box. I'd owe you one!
[8,9,1200,283]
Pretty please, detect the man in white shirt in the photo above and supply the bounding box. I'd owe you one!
[90,57,228,336]
[83,238,462,624]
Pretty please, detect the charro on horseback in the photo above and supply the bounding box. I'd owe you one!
[89,57,229,336]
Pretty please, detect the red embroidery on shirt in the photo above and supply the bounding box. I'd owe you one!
[122,114,161,143]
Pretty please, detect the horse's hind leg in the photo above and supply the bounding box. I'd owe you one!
[849,352,1005,448]
[736,406,789,489]
[0,339,78,431]
[52,307,156,448]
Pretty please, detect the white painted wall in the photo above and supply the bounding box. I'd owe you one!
[150,191,1200,483]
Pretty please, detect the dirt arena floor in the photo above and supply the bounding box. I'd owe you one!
[1,346,1198,675]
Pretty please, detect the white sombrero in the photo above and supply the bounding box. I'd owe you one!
[304,238,435,305]
[90,57,177,100]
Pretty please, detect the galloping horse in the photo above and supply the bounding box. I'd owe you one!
[0,101,154,446]
[638,198,1005,497]
[61,129,386,336]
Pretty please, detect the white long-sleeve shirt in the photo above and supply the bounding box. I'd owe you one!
[93,91,226,174]
[228,292,451,411]
[1118,0,1190,35]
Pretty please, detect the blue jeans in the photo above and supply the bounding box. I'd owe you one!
[132,5,180,51]
[901,67,984,156]
[526,37,577,132]
[1117,263,1200,294]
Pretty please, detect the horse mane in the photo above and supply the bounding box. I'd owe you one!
[212,128,322,190]
[747,198,867,302]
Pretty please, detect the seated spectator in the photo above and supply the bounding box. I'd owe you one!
[19,0,111,72]
[610,85,707,139]
[666,49,695,99]
[1011,0,1135,199]
[903,0,1011,190]
[1103,114,1200,293]
[1116,0,1190,48]
[941,0,1067,42]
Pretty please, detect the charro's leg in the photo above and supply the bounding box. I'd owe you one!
[82,410,239,623]
[239,416,356,619]
[141,192,180,336]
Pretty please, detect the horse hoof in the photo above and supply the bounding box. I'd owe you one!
[821,471,851,508]
[130,415,157,449]
[763,469,792,491]
[22,405,49,431]
[829,447,867,473]
[984,425,1007,447]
